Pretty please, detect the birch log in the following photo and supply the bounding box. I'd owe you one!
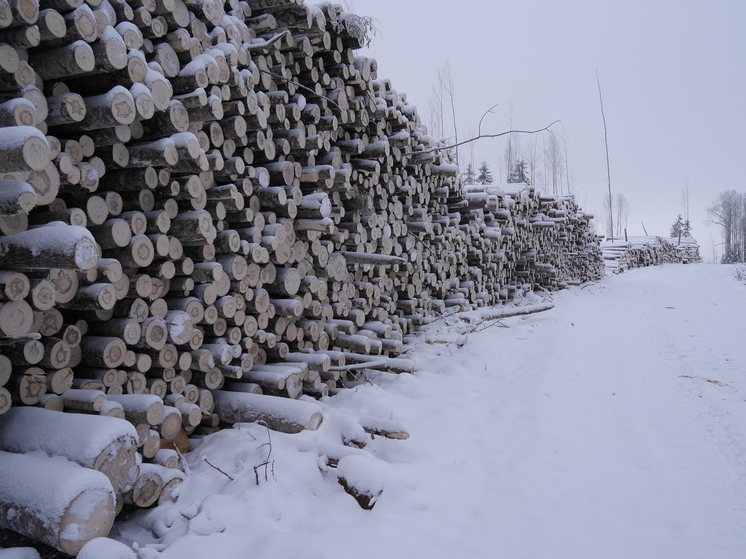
[0,224,98,271]
[0,450,116,556]
[212,389,323,433]
[0,406,138,491]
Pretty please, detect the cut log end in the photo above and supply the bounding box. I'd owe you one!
[22,136,51,172]
[58,489,117,556]
[93,444,138,493]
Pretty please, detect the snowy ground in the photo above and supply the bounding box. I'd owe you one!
[115,263,746,559]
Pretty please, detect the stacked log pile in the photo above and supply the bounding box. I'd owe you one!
[667,236,701,264]
[0,0,603,553]
[601,236,700,273]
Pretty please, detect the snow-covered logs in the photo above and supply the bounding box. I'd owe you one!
[212,389,324,433]
[0,0,605,552]
[602,236,701,273]
[0,407,138,492]
[0,450,116,556]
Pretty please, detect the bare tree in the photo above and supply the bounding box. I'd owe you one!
[503,102,520,182]
[559,127,572,193]
[596,70,613,241]
[600,192,629,239]
[680,181,690,222]
[466,128,476,170]
[427,83,444,138]
[708,190,745,262]
[543,131,564,194]
[436,62,459,168]
[525,136,541,189]
[427,94,443,138]
[614,193,629,238]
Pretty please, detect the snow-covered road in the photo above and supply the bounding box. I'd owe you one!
[118,264,746,559]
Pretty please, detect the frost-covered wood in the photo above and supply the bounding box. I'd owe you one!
[0,224,98,271]
[602,236,701,273]
[106,394,164,426]
[0,300,33,336]
[122,463,163,508]
[0,181,37,216]
[0,450,116,555]
[213,390,324,433]
[0,127,50,173]
[336,454,389,510]
[0,407,138,491]
[76,537,137,559]
[0,0,608,548]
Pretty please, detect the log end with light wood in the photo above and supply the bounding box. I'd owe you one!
[0,450,116,556]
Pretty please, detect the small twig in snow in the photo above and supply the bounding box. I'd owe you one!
[254,422,275,484]
[472,317,509,333]
[203,457,234,481]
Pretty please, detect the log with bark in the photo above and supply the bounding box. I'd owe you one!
[212,389,323,433]
[0,406,138,492]
[0,450,116,555]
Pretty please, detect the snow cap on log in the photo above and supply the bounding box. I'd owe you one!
[336,454,391,510]
[213,390,323,433]
[0,223,98,271]
[0,126,50,173]
[0,180,37,216]
[0,407,138,491]
[0,450,116,556]
[77,537,137,559]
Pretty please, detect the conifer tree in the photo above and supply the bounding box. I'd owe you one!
[476,161,493,185]
[463,163,476,184]
[670,214,684,238]
[508,160,530,184]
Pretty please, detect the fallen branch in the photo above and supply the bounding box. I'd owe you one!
[462,302,555,323]
[472,317,509,333]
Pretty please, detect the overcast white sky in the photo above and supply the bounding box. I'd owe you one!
[349,0,746,258]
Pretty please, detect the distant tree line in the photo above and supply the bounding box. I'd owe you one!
[708,190,746,263]
[459,132,570,194]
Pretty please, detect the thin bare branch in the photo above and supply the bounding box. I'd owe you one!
[478,104,499,137]
[203,457,234,481]
[412,121,560,155]
[258,69,343,111]
[254,422,275,484]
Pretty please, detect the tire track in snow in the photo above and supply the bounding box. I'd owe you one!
[643,265,746,537]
